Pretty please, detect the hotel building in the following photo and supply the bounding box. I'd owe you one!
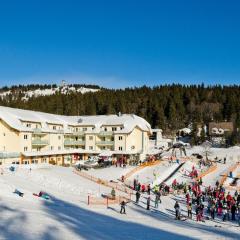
[0,106,152,165]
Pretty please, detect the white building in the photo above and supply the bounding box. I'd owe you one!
[0,106,152,165]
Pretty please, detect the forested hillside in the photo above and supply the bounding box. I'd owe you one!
[1,84,240,132]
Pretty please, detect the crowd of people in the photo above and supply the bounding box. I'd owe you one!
[177,179,240,225]
[125,162,240,228]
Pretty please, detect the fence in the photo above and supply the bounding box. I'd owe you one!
[73,169,134,195]
[195,164,217,181]
[123,160,161,180]
[219,163,240,186]
[87,194,132,206]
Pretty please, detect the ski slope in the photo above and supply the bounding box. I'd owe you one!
[0,163,239,240]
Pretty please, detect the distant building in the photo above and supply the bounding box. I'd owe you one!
[208,122,234,146]
[0,106,152,165]
[208,122,234,136]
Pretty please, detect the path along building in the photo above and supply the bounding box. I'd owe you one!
[0,106,152,166]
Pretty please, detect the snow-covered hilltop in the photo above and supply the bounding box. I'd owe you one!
[0,83,100,101]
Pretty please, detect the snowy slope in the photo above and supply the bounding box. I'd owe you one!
[0,85,100,101]
[0,164,239,240]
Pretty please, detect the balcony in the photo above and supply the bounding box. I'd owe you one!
[98,131,113,136]
[71,131,85,136]
[32,128,46,135]
[64,140,86,146]
[57,129,64,134]
[32,139,49,146]
[96,141,114,145]
[0,152,20,159]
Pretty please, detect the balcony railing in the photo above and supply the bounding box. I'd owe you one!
[64,140,86,146]
[0,152,20,159]
[57,129,64,134]
[96,141,114,145]
[71,131,85,136]
[32,128,46,135]
[98,131,113,136]
[32,139,49,145]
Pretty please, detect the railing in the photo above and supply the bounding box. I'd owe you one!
[0,152,20,159]
[96,141,114,145]
[87,195,131,206]
[71,131,85,136]
[57,129,64,134]
[98,131,113,136]
[64,140,85,145]
[32,128,45,134]
[32,139,49,145]
[73,170,134,195]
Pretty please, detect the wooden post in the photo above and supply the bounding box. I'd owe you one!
[88,195,90,205]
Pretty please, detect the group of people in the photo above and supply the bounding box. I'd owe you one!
[178,179,240,225]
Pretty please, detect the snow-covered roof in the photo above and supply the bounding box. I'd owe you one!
[0,106,152,134]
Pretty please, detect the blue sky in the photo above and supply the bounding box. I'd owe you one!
[0,0,240,88]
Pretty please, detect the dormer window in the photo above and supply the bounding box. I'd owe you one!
[104,127,107,131]
[53,126,56,130]
[26,123,31,128]
[83,127,87,131]
[112,127,117,131]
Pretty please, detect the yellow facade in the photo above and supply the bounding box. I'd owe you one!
[0,108,152,166]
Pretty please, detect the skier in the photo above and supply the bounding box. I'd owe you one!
[120,200,126,214]
[136,191,141,204]
[155,194,160,208]
[210,203,216,220]
[111,188,116,200]
[174,201,181,220]
[187,203,192,219]
[147,184,151,195]
[231,203,236,221]
[146,196,151,210]
[222,204,227,221]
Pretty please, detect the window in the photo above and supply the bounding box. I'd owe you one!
[58,135,61,140]
[104,127,107,131]
[37,148,41,152]
[120,127,123,130]
[3,133,5,136]
[112,127,117,131]
[26,123,31,128]
[83,127,87,131]
[53,126,56,130]
[89,146,93,150]
[51,146,54,150]
[24,135,28,140]
[119,146,123,151]
[42,158,47,163]
[76,128,78,132]
[58,146,61,150]
[89,136,93,140]
[24,147,28,152]
[119,136,123,140]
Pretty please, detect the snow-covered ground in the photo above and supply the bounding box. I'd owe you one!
[1,148,240,240]
[0,85,99,101]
